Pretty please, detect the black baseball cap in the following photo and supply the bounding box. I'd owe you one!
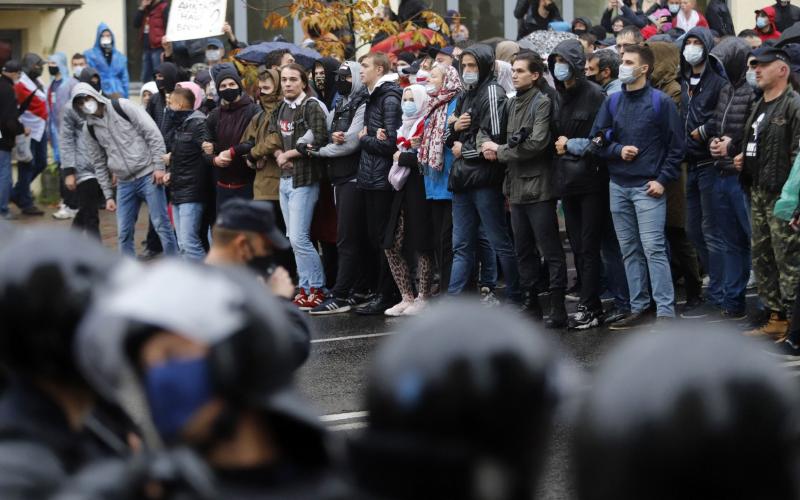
[2,59,21,73]
[215,199,290,250]
[752,46,792,66]
[428,45,455,59]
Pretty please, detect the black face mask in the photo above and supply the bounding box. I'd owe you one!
[219,87,241,103]
[156,78,166,91]
[573,29,586,36]
[168,109,192,127]
[48,66,59,76]
[335,79,352,96]
[246,255,275,277]
[27,66,42,79]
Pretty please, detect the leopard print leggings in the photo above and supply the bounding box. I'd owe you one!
[385,211,433,300]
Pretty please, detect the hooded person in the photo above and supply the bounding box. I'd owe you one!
[79,66,103,93]
[71,82,178,257]
[756,7,782,43]
[495,40,520,64]
[73,260,346,499]
[445,43,520,304]
[572,16,593,35]
[679,26,729,319]
[83,23,129,98]
[573,327,800,500]
[175,81,204,111]
[312,57,342,112]
[147,61,179,135]
[348,301,570,500]
[307,61,373,315]
[46,52,74,218]
[194,69,216,114]
[773,0,800,32]
[548,39,607,330]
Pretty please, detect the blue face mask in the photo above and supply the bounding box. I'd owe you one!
[756,16,769,29]
[402,101,418,117]
[145,357,214,443]
[462,71,479,85]
[553,62,572,82]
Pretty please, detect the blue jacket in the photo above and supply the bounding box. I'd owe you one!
[83,23,129,98]
[680,27,727,164]
[424,98,458,201]
[590,84,684,188]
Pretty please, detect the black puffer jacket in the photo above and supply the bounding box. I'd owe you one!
[680,27,728,164]
[165,110,211,204]
[705,0,735,36]
[358,77,402,191]
[446,44,507,193]
[548,39,607,196]
[706,37,755,175]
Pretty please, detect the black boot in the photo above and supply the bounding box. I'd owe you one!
[519,290,543,321]
[545,288,567,329]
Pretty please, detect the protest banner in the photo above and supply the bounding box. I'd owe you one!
[165,0,226,42]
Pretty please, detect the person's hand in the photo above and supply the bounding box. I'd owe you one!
[377,128,388,141]
[202,141,214,155]
[447,114,458,126]
[646,180,665,198]
[222,21,233,36]
[280,160,293,171]
[105,199,117,212]
[277,152,291,167]
[555,136,568,155]
[332,131,346,144]
[484,150,498,161]
[621,145,639,161]
[139,0,152,9]
[358,127,367,139]
[162,152,171,166]
[690,128,701,141]
[733,153,744,172]
[454,112,472,132]
[23,127,31,136]
[482,141,499,153]
[163,172,171,186]
[268,266,295,299]
[246,158,255,169]
[393,150,401,162]
[65,174,77,191]
[791,214,800,232]
[452,141,463,159]
[161,35,172,54]
[608,0,618,9]
[153,169,166,185]
[711,136,732,158]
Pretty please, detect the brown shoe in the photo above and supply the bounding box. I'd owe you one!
[744,312,789,340]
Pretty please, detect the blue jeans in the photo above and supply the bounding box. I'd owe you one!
[686,166,724,306]
[279,178,324,291]
[449,187,520,301]
[477,224,498,287]
[601,210,631,311]
[713,174,751,313]
[173,202,206,260]
[116,175,177,257]
[141,46,165,83]
[49,120,60,164]
[610,182,675,317]
[11,134,47,209]
[0,150,11,215]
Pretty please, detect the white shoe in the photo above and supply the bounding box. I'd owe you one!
[52,205,77,220]
[385,298,415,316]
[403,297,428,316]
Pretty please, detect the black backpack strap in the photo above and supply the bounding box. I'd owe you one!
[87,124,98,142]
[17,90,37,117]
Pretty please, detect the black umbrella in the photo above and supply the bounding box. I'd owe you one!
[234,41,322,69]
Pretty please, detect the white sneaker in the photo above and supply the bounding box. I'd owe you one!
[385,298,415,316]
[403,297,428,316]
[52,205,77,220]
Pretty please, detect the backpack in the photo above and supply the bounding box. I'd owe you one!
[87,98,131,142]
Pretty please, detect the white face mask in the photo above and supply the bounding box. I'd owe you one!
[668,4,680,14]
[206,50,222,62]
[463,71,479,85]
[428,22,440,31]
[425,82,438,94]
[81,98,98,115]
[100,36,112,48]
[73,66,85,78]
[746,69,758,88]
[683,44,705,66]
[618,64,640,84]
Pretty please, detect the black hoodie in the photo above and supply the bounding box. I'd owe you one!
[79,67,103,93]
[445,43,508,192]
[547,39,607,196]
[313,57,342,112]
[146,62,178,136]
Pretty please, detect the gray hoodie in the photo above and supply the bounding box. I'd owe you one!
[59,105,115,198]
[70,82,166,190]
[316,60,366,160]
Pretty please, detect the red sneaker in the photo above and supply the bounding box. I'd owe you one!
[292,289,308,308]
[299,288,326,311]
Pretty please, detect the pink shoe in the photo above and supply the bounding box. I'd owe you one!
[385,298,415,316]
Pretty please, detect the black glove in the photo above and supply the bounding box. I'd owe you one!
[295,142,312,157]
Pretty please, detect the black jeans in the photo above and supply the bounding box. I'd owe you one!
[72,178,101,239]
[362,188,398,299]
[510,200,567,292]
[430,200,453,295]
[59,166,79,209]
[331,182,368,299]
[563,191,606,312]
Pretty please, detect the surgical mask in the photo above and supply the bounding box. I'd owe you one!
[335,79,352,95]
[219,87,241,103]
[462,71,479,85]
[668,4,680,14]
[683,44,705,66]
[553,62,572,82]
[425,82,438,94]
[145,357,214,443]
[100,36,113,48]
[247,255,275,277]
[81,98,98,115]
[453,32,468,43]
[48,66,59,76]
[206,49,222,62]
[746,69,758,88]
[402,101,418,116]
[618,64,639,84]
[757,16,769,29]
[73,66,85,78]
[428,22,440,31]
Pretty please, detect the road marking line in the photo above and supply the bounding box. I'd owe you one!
[311,332,395,344]
[330,422,368,431]
[320,411,369,422]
